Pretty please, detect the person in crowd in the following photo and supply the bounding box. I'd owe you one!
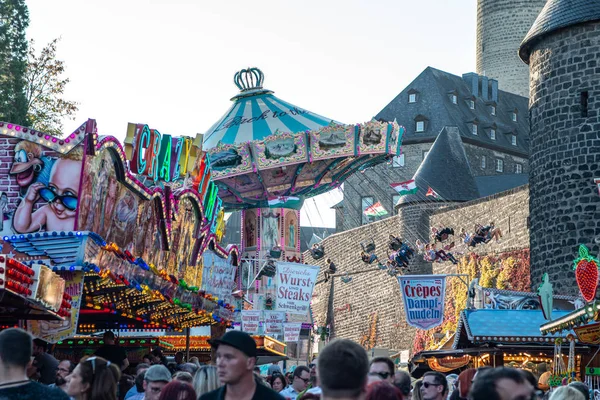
[420,372,447,400]
[361,251,378,264]
[93,331,129,372]
[0,328,68,399]
[179,363,199,376]
[137,364,172,400]
[152,348,168,368]
[170,351,185,372]
[310,243,325,260]
[269,373,287,393]
[173,371,194,385]
[199,330,284,399]
[369,357,395,384]
[142,354,153,365]
[49,360,76,393]
[393,370,412,400]
[367,380,404,400]
[268,361,282,376]
[189,357,201,367]
[324,259,337,282]
[549,386,585,400]
[32,338,60,384]
[318,339,368,400]
[124,363,149,399]
[65,355,121,400]
[158,380,197,400]
[457,368,476,399]
[192,365,220,397]
[280,365,310,398]
[432,227,454,243]
[568,382,590,400]
[469,367,534,400]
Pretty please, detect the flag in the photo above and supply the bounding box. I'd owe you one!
[364,202,388,217]
[426,187,440,198]
[390,180,418,196]
[267,196,301,208]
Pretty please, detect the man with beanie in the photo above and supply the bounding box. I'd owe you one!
[200,330,284,399]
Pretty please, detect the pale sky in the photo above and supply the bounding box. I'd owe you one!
[26,0,477,228]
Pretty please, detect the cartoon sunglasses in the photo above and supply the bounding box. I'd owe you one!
[38,186,78,211]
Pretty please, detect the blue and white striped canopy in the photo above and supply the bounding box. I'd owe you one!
[203,89,337,150]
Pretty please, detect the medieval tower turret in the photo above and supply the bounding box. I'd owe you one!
[476,0,546,97]
[520,0,600,295]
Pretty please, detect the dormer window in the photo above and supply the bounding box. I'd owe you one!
[451,94,457,104]
[415,115,428,133]
[512,111,518,122]
[468,99,475,110]
[511,135,517,146]
[408,90,419,104]
[490,128,496,140]
[490,105,496,116]
[472,122,478,135]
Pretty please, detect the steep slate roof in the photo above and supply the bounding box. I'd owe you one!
[520,0,600,63]
[375,67,529,156]
[474,174,529,197]
[399,126,480,205]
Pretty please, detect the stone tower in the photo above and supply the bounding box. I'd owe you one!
[520,0,600,295]
[476,0,546,97]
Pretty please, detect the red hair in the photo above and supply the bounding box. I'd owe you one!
[366,381,403,400]
[458,368,477,398]
[158,381,197,400]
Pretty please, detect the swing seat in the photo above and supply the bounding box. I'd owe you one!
[258,260,276,278]
[269,248,282,258]
[361,239,376,254]
[310,245,325,260]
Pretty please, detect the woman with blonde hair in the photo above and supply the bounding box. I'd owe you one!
[193,365,220,398]
[549,386,585,400]
[66,356,121,400]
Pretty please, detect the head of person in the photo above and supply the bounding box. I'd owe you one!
[135,370,146,393]
[549,386,585,400]
[0,328,33,375]
[413,380,423,400]
[393,370,412,398]
[468,367,534,400]
[292,365,311,392]
[568,382,589,400]
[472,366,491,383]
[66,356,121,400]
[209,330,257,386]
[269,373,287,392]
[309,358,318,384]
[172,371,193,385]
[318,339,369,400]
[157,380,197,400]
[421,372,448,400]
[56,360,76,387]
[369,357,395,383]
[457,368,477,398]
[142,364,172,400]
[102,331,115,345]
[366,381,403,400]
[142,354,153,364]
[32,338,48,356]
[175,351,184,364]
[189,356,200,366]
[179,363,198,375]
[192,365,220,396]
[136,363,150,374]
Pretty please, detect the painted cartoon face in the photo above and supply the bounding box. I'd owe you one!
[10,147,43,187]
[44,159,81,219]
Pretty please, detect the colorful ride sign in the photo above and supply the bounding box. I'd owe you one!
[398,275,447,330]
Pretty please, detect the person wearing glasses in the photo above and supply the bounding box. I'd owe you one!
[420,372,448,400]
[279,366,310,399]
[369,357,395,384]
[49,360,75,394]
[65,355,121,400]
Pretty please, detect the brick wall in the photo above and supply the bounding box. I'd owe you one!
[307,185,530,356]
[528,21,600,296]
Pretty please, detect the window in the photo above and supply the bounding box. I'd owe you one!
[409,93,417,103]
[495,159,504,172]
[468,100,475,110]
[490,128,496,140]
[392,154,405,167]
[511,135,517,146]
[392,195,400,214]
[581,91,589,117]
[416,120,425,132]
[481,156,486,169]
[515,163,522,174]
[512,111,518,122]
[491,105,496,116]
[451,94,457,104]
[423,150,429,160]
[361,196,374,225]
[472,123,478,135]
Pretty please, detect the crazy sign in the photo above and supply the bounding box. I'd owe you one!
[275,262,319,316]
[398,275,446,330]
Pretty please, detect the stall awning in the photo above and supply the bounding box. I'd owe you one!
[160,335,287,357]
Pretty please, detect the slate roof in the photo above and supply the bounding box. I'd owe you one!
[398,126,480,205]
[474,174,529,197]
[375,67,529,156]
[520,0,600,63]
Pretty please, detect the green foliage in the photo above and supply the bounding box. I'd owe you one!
[0,0,30,125]
[25,38,78,136]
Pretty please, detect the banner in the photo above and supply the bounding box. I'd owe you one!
[241,310,262,334]
[574,322,600,344]
[283,323,302,342]
[201,251,237,304]
[398,275,446,330]
[264,311,285,335]
[276,262,319,315]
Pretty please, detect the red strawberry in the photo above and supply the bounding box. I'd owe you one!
[573,245,599,302]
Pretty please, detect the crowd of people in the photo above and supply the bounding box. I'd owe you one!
[0,327,593,400]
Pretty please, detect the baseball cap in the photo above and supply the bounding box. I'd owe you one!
[208,330,257,358]
[144,364,172,383]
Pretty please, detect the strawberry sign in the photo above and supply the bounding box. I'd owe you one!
[573,245,600,303]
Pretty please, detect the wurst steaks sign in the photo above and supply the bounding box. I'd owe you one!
[398,275,447,330]
[276,262,319,315]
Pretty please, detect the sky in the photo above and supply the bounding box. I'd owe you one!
[26,0,477,228]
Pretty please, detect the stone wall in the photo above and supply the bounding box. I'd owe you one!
[476,0,546,97]
[464,143,529,176]
[307,185,530,356]
[528,21,600,296]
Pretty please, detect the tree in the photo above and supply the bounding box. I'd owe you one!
[0,0,29,125]
[25,37,78,136]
